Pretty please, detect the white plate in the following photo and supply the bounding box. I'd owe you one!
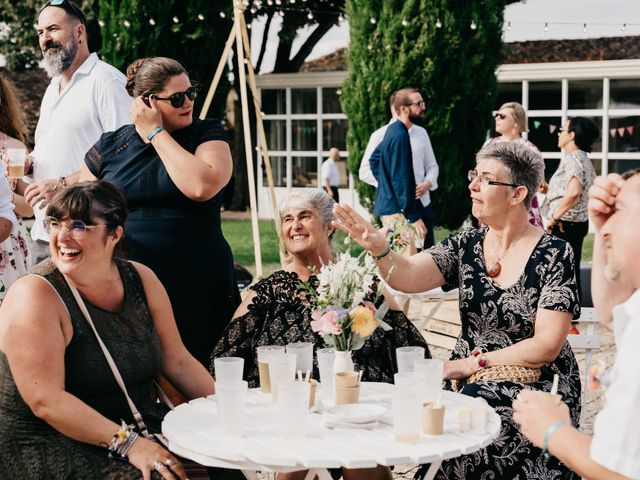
[325,403,387,424]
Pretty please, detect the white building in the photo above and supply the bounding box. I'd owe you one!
[255,37,640,219]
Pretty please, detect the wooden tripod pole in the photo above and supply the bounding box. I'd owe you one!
[233,1,263,278]
[199,26,235,121]
[238,13,286,260]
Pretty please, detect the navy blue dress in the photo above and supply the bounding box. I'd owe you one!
[85,119,240,367]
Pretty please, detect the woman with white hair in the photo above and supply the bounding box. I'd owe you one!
[334,142,581,480]
[210,189,429,386]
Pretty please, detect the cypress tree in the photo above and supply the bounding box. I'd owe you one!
[342,0,506,229]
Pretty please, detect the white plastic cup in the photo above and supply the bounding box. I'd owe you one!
[277,381,311,437]
[257,345,285,394]
[414,359,444,404]
[394,372,417,388]
[286,342,314,373]
[392,385,422,443]
[213,357,244,381]
[316,347,335,402]
[471,399,488,433]
[396,346,425,373]
[6,148,26,178]
[216,380,248,436]
[268,353,297,401]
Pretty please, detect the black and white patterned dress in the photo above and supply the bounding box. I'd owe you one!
[416,228,581,480]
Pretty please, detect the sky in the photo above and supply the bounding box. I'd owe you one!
[251,0,640,73]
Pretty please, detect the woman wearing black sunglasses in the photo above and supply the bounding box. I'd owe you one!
[80,57,240,374]
[483,101,544,228]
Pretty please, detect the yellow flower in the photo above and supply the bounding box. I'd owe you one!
[349,305,377,337]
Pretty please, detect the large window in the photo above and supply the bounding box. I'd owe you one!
[529,81,562,110]
[610,79,640,108]
[259,85,349,190]
[568,80,602,109]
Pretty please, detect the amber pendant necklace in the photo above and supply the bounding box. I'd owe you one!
[486,225,528,278]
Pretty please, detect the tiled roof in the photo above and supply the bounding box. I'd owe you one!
[300,35,640,72]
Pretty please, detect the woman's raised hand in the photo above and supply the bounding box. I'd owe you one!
[127,436,186,480]
[332,203,388,255]
[132,95,163,141]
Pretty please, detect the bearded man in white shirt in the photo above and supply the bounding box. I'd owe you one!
[513,168,640,480]
[19,1,131,263]
[359,90,439,248]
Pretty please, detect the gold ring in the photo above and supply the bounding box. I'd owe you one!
[164,459,175,468]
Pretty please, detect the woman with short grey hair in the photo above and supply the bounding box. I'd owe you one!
[334,141,581,480]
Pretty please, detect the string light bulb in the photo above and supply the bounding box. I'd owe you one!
[370,17,376,24]
[219,11,226,18]
[582,23,587,32]
[506,21,511,31]
[435,18,442,28]
[123,19,131,28]
[401,17,409,27]
[307,12,314,20]
[148,18,156,26]
[98,19,105,27]
[544,22,549,32]
[621,23,627,31]
[470,20,477,30]
[172,16,179,23]
[197,13,205,20]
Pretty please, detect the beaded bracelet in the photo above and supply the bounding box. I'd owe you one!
[370,244,391,261]
[542,420,567,458]
[108,422,138,460]
[472,349,489,368]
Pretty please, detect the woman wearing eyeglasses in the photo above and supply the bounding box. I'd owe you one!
[0,181,215,479]
[541,117,599,302]
[484,101,544,227]
[334,141,581,480]
[80,57,240,371]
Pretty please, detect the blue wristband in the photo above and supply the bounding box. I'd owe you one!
[371,244,391,261]
[146,126,165,143]
[542,421,567,458]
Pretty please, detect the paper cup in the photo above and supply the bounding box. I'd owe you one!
[335,385,360,404]
[422,402,445,435]
[458,405,471,433]
[308,379,318,408]
[257,345,285,394]
[6,148,26,179]
[335,371,359,388]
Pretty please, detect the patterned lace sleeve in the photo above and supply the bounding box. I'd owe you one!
[425,230,468,291]
[197,118,229,144]
[84,144,104,178]
[538,236,580,319]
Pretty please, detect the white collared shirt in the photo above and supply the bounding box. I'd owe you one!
[31,53,131,242]
[359,121,439,206]
[590,288,640,479]
[321,158,340,187]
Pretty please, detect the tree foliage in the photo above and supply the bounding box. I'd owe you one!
[248,1,345,73]
[342,0,508,229]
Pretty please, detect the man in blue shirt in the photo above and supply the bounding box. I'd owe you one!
[370,88,427,254]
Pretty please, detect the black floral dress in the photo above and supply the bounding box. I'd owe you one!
[210,270,430,386]
[416,228,581,480]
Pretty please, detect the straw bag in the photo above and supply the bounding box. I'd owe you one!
[451,364,541,391]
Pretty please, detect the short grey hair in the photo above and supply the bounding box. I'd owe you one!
[278,189,336,229]
[476,142,544,209]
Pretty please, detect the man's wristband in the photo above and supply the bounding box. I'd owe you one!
[542,420,567,458]
[146,126,165,143]
[370,244,391,261]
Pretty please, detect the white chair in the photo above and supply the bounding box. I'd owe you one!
[567,306,601,427]
[386,286,458,331]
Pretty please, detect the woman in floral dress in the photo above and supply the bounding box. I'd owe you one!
[335,141,581,480]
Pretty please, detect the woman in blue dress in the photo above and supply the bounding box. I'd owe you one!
[81,57,240,367]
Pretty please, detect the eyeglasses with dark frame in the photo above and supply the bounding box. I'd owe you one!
[40,0,87,26]
[494,113,507,120]
[45,217,108,239]
[468,170,519,188]
[151,86,199,109]
[406,100,426,108]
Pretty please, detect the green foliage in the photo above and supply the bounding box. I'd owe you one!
[97,0,233,118]
[342,0,506,229]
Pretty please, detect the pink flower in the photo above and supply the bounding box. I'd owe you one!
[310,309,345,335]
[361,301,377,313]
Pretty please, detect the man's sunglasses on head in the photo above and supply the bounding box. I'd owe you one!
[40,0,87,25]
[150,86,199,109]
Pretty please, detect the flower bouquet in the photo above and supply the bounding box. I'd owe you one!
[308,252,392,353]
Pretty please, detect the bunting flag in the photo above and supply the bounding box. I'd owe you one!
[549,125,557,134]
[618,127,625,137]
[610,128,617,138]
[626,126,635,136]
[533,120,541,129]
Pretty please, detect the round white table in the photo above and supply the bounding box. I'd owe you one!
[162,382,500,480]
